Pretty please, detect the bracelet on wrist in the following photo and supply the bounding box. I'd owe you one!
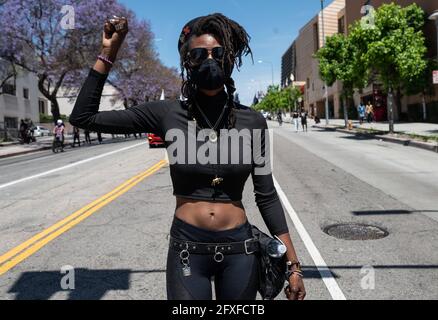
[291,271,304,278]
[286,260,302,272]
[97,54,114,67]
[286,260,303,279]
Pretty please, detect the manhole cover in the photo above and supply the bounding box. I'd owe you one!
[323,223,388,240]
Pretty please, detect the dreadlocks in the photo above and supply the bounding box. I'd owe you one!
[179,13,253,129]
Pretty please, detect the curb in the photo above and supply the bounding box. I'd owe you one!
[0,146,52,159]
[314,125,438,153]
[0,136,133,159]
[0,141,20,147]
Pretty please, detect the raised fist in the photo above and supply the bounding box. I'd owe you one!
[101,16,129,60]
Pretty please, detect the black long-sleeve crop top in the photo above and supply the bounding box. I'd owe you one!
[70,68,289,236]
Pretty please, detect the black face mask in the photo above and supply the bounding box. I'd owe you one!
[190,59,225,90]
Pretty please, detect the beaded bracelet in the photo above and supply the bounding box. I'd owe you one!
[97,55,114,66]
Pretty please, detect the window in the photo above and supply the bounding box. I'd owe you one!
[2,83,16,96]
[23,88,29,99]
[4,117,18,129]
[338,16,345,34]
[307,78,310,89]
[313,23,320,53]
[39,100,47,114]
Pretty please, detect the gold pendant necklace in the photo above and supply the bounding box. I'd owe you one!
[211,175,224,187]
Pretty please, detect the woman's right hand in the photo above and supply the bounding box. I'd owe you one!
[101,16,129,61]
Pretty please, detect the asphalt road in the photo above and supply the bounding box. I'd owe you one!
[0,123,437,300]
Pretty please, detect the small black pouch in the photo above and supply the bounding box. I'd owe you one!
[251,225,287,300]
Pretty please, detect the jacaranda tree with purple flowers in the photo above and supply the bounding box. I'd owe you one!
[0,0,180,123]
[107,19,180,107]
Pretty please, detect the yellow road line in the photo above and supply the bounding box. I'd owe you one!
[0,160,165,265]
[0,160,167,276]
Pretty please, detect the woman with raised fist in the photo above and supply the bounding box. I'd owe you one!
[70,14,305,301]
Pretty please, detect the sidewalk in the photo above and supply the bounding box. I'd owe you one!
[0,134,119,159]
[313,119,438,153]
[325,119,438,137]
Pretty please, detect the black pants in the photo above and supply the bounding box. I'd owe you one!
[166,217,259,300]
[73,134,81,147]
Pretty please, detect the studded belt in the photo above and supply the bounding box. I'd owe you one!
[169,237,260,257]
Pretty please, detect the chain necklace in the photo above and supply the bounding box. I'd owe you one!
[193,99,228,143]
[192,97,229,189]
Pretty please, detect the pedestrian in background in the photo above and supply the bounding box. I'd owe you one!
[72,126,81,147]
[300,109,308,132]
[277,110,283,126]
[366,101,374,123]
[84,129,91,144]
[358,102,366,125]
[292,111,300,132]
[97,132,103,144]
[19,119,28,143]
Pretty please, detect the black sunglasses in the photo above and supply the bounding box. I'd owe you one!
[187,47,225,66]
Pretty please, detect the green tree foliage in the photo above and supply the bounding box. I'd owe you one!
[355,3,427,131]
[317,3,428,131]
[365,4,427,91]
[316,33,368,125]
[254,85,302,113]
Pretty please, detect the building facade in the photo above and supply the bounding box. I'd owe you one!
[281,41,297,88]
[292,0,345,118]
[282,0,438,122]
[0,66,45,137]
[56,84,125,118]
[346,0,438,122]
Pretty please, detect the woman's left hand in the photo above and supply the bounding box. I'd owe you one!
[284,274,306,300]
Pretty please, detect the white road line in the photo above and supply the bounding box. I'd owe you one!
[0,142,147,190]
[273,176,347,300]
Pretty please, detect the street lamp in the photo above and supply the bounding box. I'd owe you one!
[428,10,438,59]
[321,0,329,125]
[258,60,274,85]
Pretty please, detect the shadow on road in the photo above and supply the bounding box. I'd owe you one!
[7,268,165,300]
[352,209,438,216]
[6,264,438,299]
[296,264,438,280]
[339,135,379,141]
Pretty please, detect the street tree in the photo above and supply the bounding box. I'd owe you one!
[0,0,129,123]
[351,3,428,132]
[404,58,438,121]
[255,85,302,115]
[316,33,368,127]
[107,20,180,107]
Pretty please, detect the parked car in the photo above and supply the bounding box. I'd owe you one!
[32,126,51,137]
[147,133,165,148]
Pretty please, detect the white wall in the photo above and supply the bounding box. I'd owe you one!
[0,69,40,128]
[57,84,125,118]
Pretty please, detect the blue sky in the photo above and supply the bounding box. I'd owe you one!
[119,0,329,105]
